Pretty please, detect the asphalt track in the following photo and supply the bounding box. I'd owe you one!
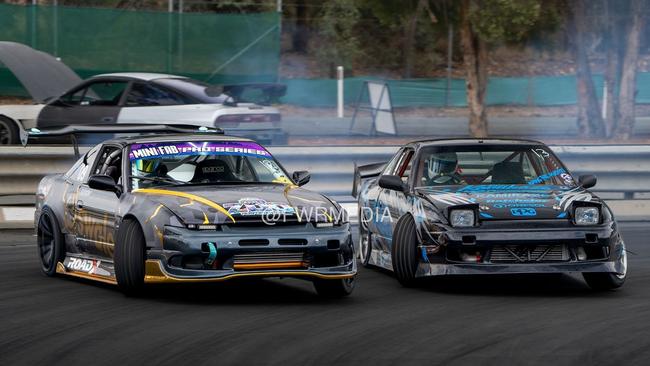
[1,224,649,365]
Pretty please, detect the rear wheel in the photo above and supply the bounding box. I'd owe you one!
[0,117,19,145]
[392,215,420,287]
[583,247,627,290]
[37,208,65,276]
[313,277,355,298]
[114,218,146,295]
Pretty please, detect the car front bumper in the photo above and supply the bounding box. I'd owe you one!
[145,223,356,283]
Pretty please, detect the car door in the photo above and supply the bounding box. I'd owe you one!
[37,78,131,128]
[377,147,415,251]
[73,144,123,260]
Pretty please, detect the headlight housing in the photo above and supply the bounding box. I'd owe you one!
[574,206,600,226]
[450,209,475,227]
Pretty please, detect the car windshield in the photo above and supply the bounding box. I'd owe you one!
[415,145,575,187]
[153,78,228,104]
[129,141,292,189]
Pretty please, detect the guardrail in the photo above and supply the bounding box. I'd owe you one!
[1,145,649,201]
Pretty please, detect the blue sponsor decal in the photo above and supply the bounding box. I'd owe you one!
[457,185,569,193]
[510,208,537,216]
[556,212,568,218]
[480,212,494,219]
[528,168,566,185]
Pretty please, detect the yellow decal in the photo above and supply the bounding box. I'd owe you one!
[133,188,235,223]
[145,204,164,223]
[272,176,293,185]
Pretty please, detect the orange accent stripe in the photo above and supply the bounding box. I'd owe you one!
[233,261,306,270]
[55,262,117,285]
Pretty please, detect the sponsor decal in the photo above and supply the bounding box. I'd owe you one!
[457,185,570,193]
[528,168,567,185]
[510,208,537,216]
[223,198,295,217]
[64,257,112,277]
[129,141,270,160]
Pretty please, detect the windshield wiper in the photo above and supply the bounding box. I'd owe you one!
[131,175,185,186]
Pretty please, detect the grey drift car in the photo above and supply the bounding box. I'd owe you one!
[354,139,627,290]
[35,131,355,297]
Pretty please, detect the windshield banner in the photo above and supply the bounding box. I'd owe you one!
[129,141,270,160]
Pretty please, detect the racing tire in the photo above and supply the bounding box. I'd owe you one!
[392,214,420,287]
[583,248,627,290]
[37,207,66,276]
[0,116,19,145]
[358,208,372,267]
[114,218,146,295]
[313,277,355,298]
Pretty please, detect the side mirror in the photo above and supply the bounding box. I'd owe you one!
[378,174,407,193]
[578,174,597,189]
[292,170,311,186]
[88,174,122,196]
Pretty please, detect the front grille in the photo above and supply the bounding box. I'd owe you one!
[232,252,310,270]
[239,239,270,246]
[278,238,308,246]
[489,245,569,263]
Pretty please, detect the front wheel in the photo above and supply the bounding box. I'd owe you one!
[313,277,355,298]
[0,117,19,145]
[358,208,372,267]
[114,218,146,295]
[392,214,420,287]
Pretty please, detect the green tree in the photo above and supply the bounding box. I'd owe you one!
[457,0,561,137]
[312,0,361,75]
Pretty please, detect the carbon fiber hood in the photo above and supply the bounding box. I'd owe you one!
[133,184,337,225]
[418,185,597,220]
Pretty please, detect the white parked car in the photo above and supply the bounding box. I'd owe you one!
[0,42,286,145]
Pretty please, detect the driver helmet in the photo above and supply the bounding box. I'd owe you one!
[135,159,160,175]
[427,152,458,177]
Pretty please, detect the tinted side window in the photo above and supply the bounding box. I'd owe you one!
[382,149,404,176]
[65,146,99,183]
[61,81,128,106]
[125,83,194,106]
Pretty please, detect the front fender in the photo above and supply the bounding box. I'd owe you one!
[117,193,183,250]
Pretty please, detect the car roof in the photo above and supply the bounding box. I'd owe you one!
[411,138,546,148]
[103,133,256,146]
[91,72,187,81]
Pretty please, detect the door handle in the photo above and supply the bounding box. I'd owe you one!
[101,117,114,123]
[76,200,84,209]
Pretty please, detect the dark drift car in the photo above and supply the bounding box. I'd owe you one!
[35,131,355,297]
[354,139,627,290]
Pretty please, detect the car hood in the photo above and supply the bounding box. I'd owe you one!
[0,42,82,102]
[133,183,338,225]
[418,184,597,220]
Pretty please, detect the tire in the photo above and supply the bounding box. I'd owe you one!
[114,218,146,295]
[0,117,19,145]
[583,247,627,290]
[391,214,420,287]
[37,207,66,276]
[358,208,372,267]
[313,277,355,298]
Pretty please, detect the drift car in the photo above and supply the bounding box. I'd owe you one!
[34,127,354,297]
[353,138,627,290]
[0,41,286,145]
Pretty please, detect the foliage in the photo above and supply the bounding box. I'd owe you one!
[312,0,362,73]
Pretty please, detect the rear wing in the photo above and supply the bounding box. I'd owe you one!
[352,161,387,198]
[21,124,224,158]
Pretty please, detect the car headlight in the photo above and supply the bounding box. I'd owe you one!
[574,207,600,225]
[450,209,475,227]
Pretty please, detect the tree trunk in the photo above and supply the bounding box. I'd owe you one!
[614,0,645,140]
[570,0,605,138]
[460,0,488,138]
[403,0,428,78]
[292,0,309,53]
[603,0,621,138]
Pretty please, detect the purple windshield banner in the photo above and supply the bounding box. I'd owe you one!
[129,141,270,160]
